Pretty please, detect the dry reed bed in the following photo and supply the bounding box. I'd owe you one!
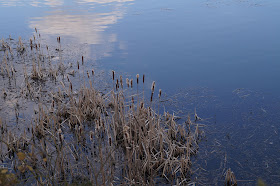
[0,29,203,185]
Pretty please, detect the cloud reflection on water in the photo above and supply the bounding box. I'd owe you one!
[29,11,124,45]
[0,0,64,7]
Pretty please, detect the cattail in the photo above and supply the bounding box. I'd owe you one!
[82,56,84,65]
[151,81,155,92]
[126,78,129,88]
[87,71,90,78]
[130,79,133,88]
[116,79,119,90]
[120,75,123,88]
[46,45,48,51]
[140,102,144,109]
[67,76,70,82]
[90,131,94,141]
[112,70,115,81]
[39,33,41,38]
[136,74,139,84]
[91,69,94,76]
[108,136,112,146]
[150,92,154,102]
[77,61,79,70]
[58,36,61,43]
[159,89,162,99]
[143,74,145,83]
[35,27,37,33]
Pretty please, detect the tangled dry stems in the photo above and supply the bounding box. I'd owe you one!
[0,30,203,185]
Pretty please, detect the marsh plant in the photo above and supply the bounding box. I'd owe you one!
[0,29,204,185]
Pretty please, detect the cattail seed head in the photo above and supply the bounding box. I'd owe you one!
[130,79,133,88]
[143,74,145,84]
[151,81,155,92]
[90,131,94,141]
[91,69,94,76]
[150,92,154,102]
[159,89,162,99]
[120,75,123,88]
[126,78,129,88]
[112,70,115,81]
[108,136,112,146]
[77,61,79,70]
[82,56,84,65]
[136,74,139,84]
[87,71,90,78]
[35,28,37,33]
[140,102,144,109]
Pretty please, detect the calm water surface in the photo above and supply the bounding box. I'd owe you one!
[1,0,280,184]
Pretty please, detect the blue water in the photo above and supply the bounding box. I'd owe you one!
[1,0,280,184]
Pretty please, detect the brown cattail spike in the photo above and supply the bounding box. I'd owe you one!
[151,81,155,92]
[159,89,162,99]
[126,78,129,88]
[143,74,145,83]
[112,70,115,81]
[136,74,139,84]
[130,79,133,88]
[150,92,154,102]
[82,56,84,65]
[120,75,123,88]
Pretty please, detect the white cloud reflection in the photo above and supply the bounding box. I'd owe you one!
[0,0,63,7]
[29,10,124,45]
[78,0,133,4]
[0,0,132,7]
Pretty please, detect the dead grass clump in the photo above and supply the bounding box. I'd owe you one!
[0,32,203,185]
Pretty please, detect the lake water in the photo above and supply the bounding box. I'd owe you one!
[1,0,280,184]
